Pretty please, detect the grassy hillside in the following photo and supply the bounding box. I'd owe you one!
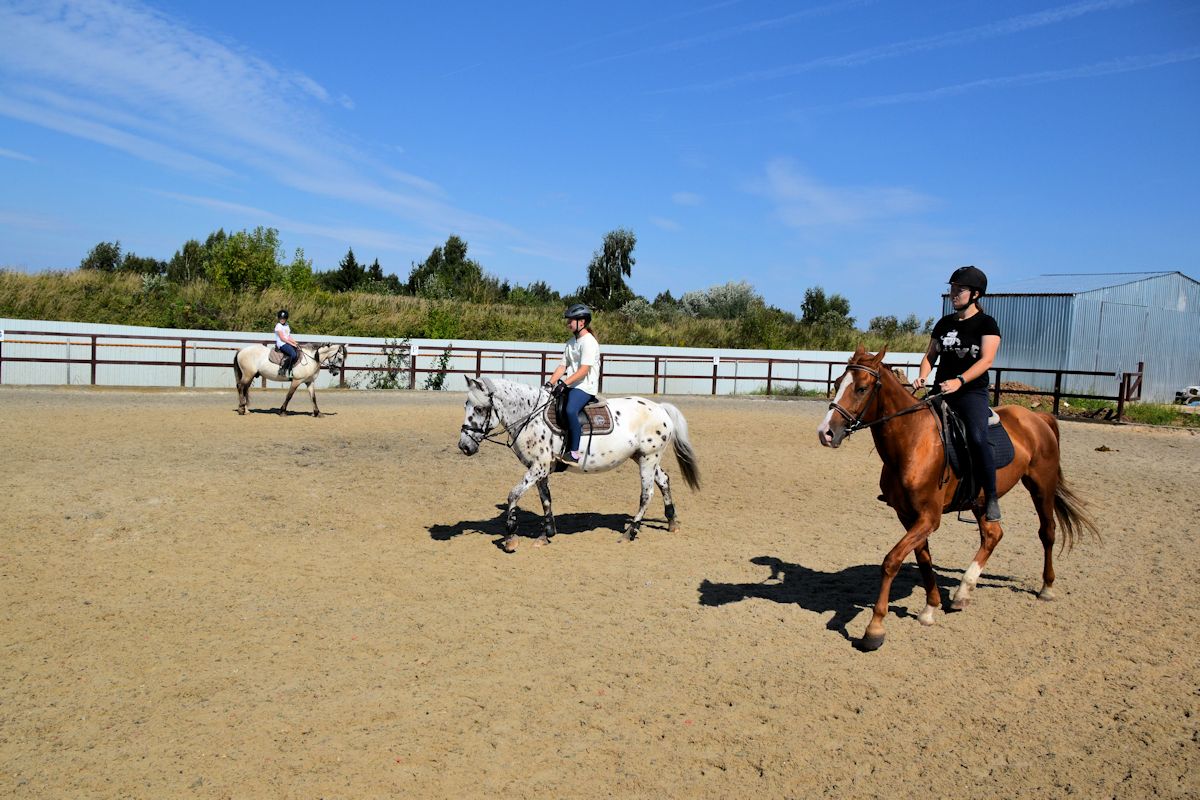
[0,270,929,352]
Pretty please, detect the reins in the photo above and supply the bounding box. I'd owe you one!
[460,387,556,451]
[828,364,939,438]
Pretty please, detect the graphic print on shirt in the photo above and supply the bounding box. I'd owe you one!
[940,329,979,360]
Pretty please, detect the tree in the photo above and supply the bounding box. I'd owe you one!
[407,235,493,299]
[120,252,166,276]
[868,315,900,338]
[167,239,207,283]
[579,228,636,310]
[801,286,854,328]
[320,248,367,292]
[80,241,122,272]
[206,226,284,291]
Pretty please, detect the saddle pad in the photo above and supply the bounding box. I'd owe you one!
[947,416,1016,478]
[268,348,287,365]
[544,400,615,437]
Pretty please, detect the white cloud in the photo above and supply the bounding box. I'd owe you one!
[0,146,35,162]
[672,191,703,206]
[750,159,934,228]
[650,216,682,232]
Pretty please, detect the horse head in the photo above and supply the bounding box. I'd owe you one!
[318,343,347,376]
[459,376,498,455]
[817,345,889,448]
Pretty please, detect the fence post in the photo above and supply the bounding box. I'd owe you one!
[826,363,834,397]
[1117,373,1129,421]
[992,368,1001,405]
[339,348,347,388]
[540,352,547,383]
[711,356,719,396]
[408,344,418,389]
[475,349,482,378]
[1052,371,1062,415]
[599,354,606,394]
[180,338,187,387]
[0,335,4,384]
[90,335,98,386]
[766,360,774,395]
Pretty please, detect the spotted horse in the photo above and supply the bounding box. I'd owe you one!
[458,376,700,552]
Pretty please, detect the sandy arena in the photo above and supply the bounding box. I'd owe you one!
[1,385,1197,798]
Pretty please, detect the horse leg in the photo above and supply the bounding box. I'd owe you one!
[950,511,1005,609]
[500,469,541,553]
[861,511,939,651]
[654,466,678,532]
[533,477,556,547]
[237,378,250,415]
[914,541,942,626]
[307,380,321,417]
[1022,473,1058,601]
[621,455,659,542]
[279,380,300,415]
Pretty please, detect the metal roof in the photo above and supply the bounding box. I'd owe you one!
[985,271,1191,295]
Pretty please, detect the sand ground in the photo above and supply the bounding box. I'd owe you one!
[1,385,1197,799]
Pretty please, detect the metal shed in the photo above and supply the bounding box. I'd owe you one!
[941,271,1200,403]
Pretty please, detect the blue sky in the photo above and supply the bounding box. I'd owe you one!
[1,0,1197,324]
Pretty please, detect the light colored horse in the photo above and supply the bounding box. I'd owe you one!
[458,376,700,552]
[233,342,347,416]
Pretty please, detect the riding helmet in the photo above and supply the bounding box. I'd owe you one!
[948,266,987,295]
[563,303,593,323]
[277,309,289,320]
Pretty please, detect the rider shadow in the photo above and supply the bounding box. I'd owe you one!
[698,555,1018,642]
[429,504,672,549]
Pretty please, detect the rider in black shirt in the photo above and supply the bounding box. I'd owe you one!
[914,266,1004,521]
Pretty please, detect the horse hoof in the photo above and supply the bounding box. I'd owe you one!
[855,633,885,652]
[501,537,518,553]
[1037,587,1057,602]
[533,536,551,548]
[668,521,680,533]
[951,597,970,611]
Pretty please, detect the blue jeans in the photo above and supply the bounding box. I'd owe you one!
[565,387,594,452]
[946,384,997,498]
[278,343,297,366]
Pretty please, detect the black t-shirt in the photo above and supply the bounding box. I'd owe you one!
[931,311,1001,390]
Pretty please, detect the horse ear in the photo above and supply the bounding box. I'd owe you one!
[871,346,888,365]
[852,343,867,360]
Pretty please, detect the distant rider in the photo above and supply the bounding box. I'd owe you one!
[546,304,600,465]
[274,309,300,375]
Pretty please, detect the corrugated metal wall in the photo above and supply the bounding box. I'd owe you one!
[941,273,1199,402]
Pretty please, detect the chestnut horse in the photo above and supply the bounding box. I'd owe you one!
[816,346,1098,651]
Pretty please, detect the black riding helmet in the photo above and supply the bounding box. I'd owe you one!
[563,303,592,324]
[277,309,289,321]
[948,266,987,295]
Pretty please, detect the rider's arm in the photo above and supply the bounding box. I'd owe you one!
[957,335,1000,385]
[563,364,590,386]
[913,338,939,389]
[548,364,566,385]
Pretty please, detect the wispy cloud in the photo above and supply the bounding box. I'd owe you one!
[650,216,682,232]
[749,159,934,228]
[0,146,35,162]
[154,191,431,254]
[663,0,1143,93]
[0,208,63,230]
[836,48,1200,109]
[577,0,870,68]
[0,0,514,239]
[672,191,704,206]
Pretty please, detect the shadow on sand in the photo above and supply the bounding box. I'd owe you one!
[429,504,673,550]
[699,555,1020,642]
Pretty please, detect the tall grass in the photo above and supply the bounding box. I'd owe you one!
[0,269,928,351]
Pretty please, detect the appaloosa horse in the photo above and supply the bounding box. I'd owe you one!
[817,346,1098,651]
[458,376,700,552]
[233,342,346,416]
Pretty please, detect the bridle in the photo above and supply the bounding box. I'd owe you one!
[316,343,346,376]
[828,363,938,438]
[460,384,556,450]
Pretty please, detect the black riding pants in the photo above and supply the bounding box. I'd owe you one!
[946,384,998,499]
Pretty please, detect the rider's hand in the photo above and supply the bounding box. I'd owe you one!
[912,375,927,390]
[939,377,964,394]
[554,379,568,396]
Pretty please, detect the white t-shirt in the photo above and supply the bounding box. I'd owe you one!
[560,332,600,396]
[274,322,291,348]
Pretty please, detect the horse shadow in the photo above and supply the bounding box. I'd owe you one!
[243,407,336,417]
[698,555,1019,642]
[429,504,672,550]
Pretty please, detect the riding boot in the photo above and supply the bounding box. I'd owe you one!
[985,495,1002,521]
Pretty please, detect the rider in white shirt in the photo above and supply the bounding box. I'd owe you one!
[547,304,600,464]
[274,309,300,373]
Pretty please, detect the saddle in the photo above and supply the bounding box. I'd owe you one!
[544,394,615,437]
[268,348,289,366]
[936,399,1015,512]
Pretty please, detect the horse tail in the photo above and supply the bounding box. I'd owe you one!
[233,351,243,384]
[1041,411,1100,552]
[661,403,701,491]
